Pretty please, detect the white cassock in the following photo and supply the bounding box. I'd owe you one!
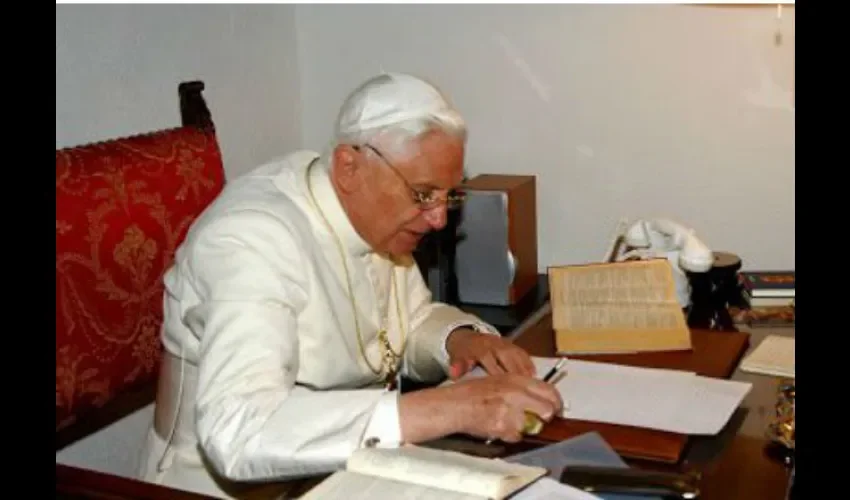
[137,150,498,498]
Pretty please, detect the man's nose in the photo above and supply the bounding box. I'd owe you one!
[423,205,448,230]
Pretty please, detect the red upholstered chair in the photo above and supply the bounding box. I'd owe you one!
[56,81,225,453]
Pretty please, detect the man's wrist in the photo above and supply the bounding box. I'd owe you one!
[439,322,479,368]
[398,386,464,443]
[438,320,499,372]
[445,326,478,354]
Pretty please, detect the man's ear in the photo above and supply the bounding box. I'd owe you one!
[331,145,361,194]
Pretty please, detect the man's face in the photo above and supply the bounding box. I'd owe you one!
[331,130,465,257]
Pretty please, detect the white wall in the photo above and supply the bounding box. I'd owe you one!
[56,4,303,179]
[294,4,795,271]
[56,3,795,269]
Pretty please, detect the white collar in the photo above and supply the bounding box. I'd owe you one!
[305,155,373,257]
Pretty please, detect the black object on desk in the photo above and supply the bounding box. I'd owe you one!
[687,251,743,331]
[561,465,701,499]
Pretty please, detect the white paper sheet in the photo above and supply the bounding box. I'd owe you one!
[513,477,603,500]
[526,357,751,435]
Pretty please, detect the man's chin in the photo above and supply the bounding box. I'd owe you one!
[391,231,424,255]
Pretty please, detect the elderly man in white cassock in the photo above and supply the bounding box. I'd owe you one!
[137,72,563,498]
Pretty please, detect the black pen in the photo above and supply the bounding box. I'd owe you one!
[542,357,568,383]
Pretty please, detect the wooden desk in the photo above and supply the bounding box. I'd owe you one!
[510,312,751,463]
[508,313,794,500]
[680,324,795,500]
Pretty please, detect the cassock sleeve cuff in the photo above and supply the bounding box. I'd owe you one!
[359,390,403,449]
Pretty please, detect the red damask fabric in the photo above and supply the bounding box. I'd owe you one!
[56,127,225,431]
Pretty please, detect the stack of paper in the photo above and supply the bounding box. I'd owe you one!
[461,357,751,436]
[546,358,751,435]
[740,335,794,378]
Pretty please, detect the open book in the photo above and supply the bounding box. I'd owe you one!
[548,259,692,354]
[300,445,547,500]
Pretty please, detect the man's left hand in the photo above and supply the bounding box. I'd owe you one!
[446,328,536,380]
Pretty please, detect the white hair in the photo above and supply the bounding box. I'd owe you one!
[326,73,467,163]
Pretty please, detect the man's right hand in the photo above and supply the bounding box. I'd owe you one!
[447,374,563,442]
[398,374,563,445]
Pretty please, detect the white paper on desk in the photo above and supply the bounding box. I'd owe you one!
[512,477,603,500]
[457,357,750,436]
[527,357,752,435]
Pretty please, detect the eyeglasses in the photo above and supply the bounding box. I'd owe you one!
[354,144,466,211]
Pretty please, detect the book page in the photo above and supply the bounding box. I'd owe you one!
[527,356,751,435]
[298,470,485,500]
[347,445,546,499]
[549,259,692,354]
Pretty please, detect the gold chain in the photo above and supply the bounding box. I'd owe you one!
[304,157,407,384]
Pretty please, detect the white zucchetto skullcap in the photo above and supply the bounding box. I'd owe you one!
[335,72,463,137]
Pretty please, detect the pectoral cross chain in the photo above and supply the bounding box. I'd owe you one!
[378,329,399,390]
